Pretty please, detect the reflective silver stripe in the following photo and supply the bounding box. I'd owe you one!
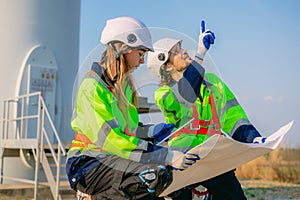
[129,140,148,162]
[86,72,110,92]
[169,146,193,153]
[67,149,109,159]
[130,127,137,135]
[220,98,239,116]
[107,118,119,129]
[162,91,169,103]
[94,121,149,161]
[129,151,143,163]
[229,118,251,136]
[137,139,148,151]
[94,122,112,148]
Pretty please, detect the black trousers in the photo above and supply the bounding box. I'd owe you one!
[170,170,246,200]
[200,170,246,200]
[76,155,165,200]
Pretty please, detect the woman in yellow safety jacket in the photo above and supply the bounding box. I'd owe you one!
[146,21,266,200]
[66,16,200,200]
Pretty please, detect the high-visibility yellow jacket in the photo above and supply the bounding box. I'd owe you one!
[155,73,257,152]
[68,63,168,162]
[66,63,169,189]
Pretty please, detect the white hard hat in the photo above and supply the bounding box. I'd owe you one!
[147,38,182,77]
[100,16,153,51]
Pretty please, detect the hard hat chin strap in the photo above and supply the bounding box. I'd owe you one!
[108,42,130,58]
[116,46,130,58]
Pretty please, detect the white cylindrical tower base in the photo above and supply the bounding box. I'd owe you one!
[0,0,80,183]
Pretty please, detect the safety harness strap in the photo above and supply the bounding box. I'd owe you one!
[172,88,221,138]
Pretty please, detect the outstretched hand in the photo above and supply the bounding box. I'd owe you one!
[198,20,216,59]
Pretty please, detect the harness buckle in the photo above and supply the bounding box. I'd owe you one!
[190,123,201,130]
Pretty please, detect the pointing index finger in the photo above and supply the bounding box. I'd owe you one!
[201,20,205,33]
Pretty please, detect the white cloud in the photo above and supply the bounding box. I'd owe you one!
[264,96,273,102]
[263,95,284,103]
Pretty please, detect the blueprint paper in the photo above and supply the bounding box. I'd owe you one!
[160,121,294,197]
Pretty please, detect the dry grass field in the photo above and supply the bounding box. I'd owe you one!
[236,148,300,184]
[237,148,300,200]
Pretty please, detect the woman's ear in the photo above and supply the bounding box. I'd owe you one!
[126,49,133,54]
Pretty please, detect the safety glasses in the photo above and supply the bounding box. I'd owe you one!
[138,50,147,59]
[169,43,183,56]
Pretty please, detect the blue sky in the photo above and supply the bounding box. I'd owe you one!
[79,0,300,148]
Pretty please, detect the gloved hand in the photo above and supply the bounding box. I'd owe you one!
[253,137,267,144]
[165,150,200,171]
[197,20,216,59]
[150,123,175,144]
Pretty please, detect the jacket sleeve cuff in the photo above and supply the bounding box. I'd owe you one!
[232,124,262,143]
[140,144,168,165]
